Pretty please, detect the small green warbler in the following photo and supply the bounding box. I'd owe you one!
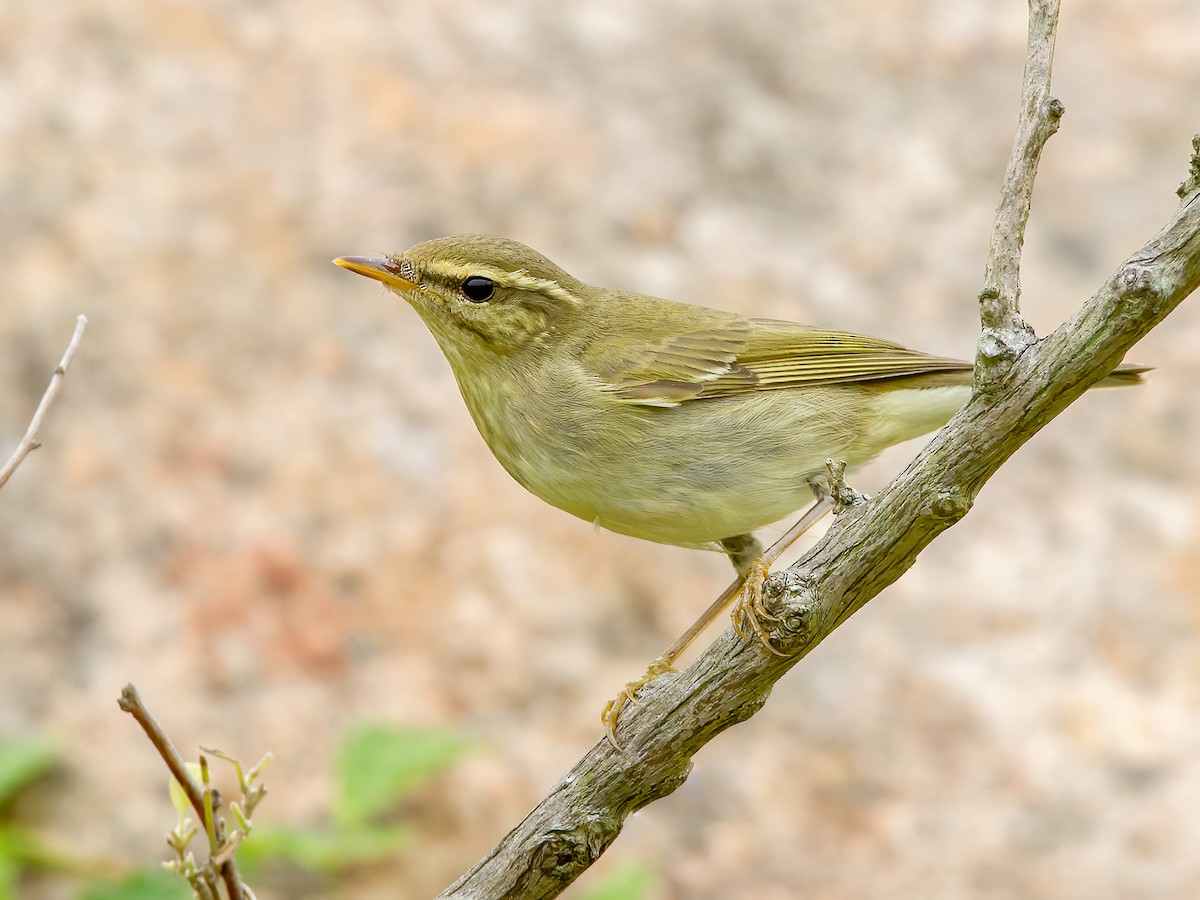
[335,234,1145,743]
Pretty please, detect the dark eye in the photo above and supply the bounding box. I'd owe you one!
[462,276,494,303]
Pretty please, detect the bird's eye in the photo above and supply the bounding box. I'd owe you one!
[462,276,494,303]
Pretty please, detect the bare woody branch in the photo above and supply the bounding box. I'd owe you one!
[977,0,1064,366]
[0,314,88,490]
[438,7,1200,899]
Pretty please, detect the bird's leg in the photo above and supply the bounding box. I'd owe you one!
[718,533,765,581]
[602,570,751,748]
[601,536,766,748]
[602,481,834,748]
[730,478,834,654]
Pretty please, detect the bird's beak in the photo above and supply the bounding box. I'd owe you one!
[333,256,418,292]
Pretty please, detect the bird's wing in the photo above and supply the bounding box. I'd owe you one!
[581,317,755,406]
[584,316,972,407]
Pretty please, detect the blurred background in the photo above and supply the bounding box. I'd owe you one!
[2,1,1199,898]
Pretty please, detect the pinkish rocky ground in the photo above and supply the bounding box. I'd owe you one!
[2,2,1200,898]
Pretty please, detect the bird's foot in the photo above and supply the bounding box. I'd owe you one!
[730,558,789,657]
[602,655,677,750]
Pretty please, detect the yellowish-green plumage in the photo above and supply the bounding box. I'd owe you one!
[335,234,1144,556]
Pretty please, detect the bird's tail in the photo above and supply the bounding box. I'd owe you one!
[1096,363,1152,388]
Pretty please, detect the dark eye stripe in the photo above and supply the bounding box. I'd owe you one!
[462,276,494,303]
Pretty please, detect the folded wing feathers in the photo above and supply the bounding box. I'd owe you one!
[600,320,971,406]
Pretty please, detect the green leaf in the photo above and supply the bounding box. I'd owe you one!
[167,763,202,818]
[0,823,63,871]
[579,862,656,900]
[0,742,56,805]
[76,869,191,900]
[236,824,411,874]
[335,725,475,827]
[0,848,17,900]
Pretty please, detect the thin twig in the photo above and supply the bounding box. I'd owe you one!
[118,685,207,818]
[118,685,248,900]
[976,0,1063,379]
[0,314,88,490]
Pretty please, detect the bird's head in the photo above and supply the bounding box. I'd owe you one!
[335,234,586,371]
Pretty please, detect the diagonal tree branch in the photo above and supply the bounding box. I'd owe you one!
[439,3,1200,897]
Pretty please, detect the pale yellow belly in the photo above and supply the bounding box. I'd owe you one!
[466,380,967,547]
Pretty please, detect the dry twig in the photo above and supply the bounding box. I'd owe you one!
[0,314,88,490]
[118,684,250,900]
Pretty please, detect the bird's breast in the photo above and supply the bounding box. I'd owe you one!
[450,366,873,546]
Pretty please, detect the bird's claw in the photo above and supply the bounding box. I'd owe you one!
[602,656,677,750]
[730,558,789,657]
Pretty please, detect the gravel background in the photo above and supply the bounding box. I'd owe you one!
[2,2,1200,898]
